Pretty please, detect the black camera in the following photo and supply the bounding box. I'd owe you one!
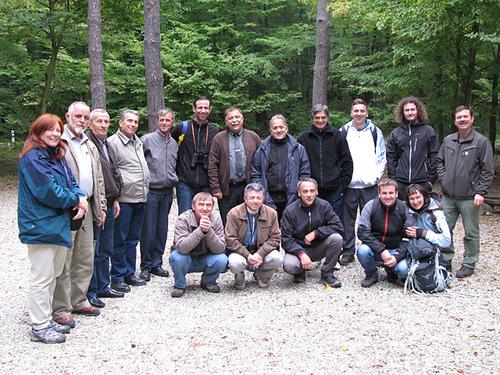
[190,152,209,171]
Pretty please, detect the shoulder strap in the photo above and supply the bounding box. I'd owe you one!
[177,120,190,146]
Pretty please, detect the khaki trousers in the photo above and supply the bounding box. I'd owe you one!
[27,244,68,329]
[228,250,283,283]
[52,210,95,318]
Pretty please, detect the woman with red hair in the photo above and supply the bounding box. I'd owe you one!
[18,114,88,344]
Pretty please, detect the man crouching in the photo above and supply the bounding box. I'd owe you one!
[225,183,283,290]
[169,192,227,297]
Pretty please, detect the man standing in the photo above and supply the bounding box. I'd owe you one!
[53,101,106,327]
[281,178,344,287]
[225,183,283,290]
[298,104,353,217]
[169,192,227,297]
[86,109,124,308]
[208,107,261,225]
[107,110,150,292]
[171,96,219,214]
[339,99,386,266]
[252,114,310,221]
[436,106,494,278]
[356,178,408,287]
[139,109,178,282]
[386,96,440,197]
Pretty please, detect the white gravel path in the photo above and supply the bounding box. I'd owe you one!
[0,188,498,374]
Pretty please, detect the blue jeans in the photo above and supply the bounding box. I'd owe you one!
[169,250,227,289]
[356,244,408,278]
[88,205,115,297]
[176,181,211,215]
[319,186,344,218]
[111,202,145,282]
[140,190,174,271]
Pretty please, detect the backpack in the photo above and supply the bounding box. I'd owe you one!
[177,120,190,146]
[404,238,452,294]
[340,123,378,151]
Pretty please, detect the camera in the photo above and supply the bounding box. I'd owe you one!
[190,152,209,171]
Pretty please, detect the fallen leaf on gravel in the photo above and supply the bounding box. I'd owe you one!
[342,345,349,352]
[323,284,332,291]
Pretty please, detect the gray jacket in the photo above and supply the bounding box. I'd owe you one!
[107,129,150,203]
[437,129,494,199]
[140,129,178,191]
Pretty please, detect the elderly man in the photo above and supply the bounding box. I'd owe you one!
[298,104,353,217]
[86,109,124,308]
[252,114,310,221]
[169,192,227,297]
[208,107,261,225]
[225,183,282,290]
[171,96,219,214]
[139,109,178,282]
[356,178,409,287]
[437,106,494,278]
[53,101,106,328]
[107,110,150,292]
[281,178,344,287]
[339,98,386,266]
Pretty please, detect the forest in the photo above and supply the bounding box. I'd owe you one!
[0,0,498,146]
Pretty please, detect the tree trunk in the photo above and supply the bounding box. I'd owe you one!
[489,45,499,154]
[462,21,479,106]
[311,0,330,107]
[144,0,164,132]
[88,0,106,110]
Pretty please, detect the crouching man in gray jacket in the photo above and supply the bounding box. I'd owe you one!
[169,192,227,297]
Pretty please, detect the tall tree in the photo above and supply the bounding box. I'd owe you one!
[88,0,106,109]
[144,0,164,131]
[312,0,331,106]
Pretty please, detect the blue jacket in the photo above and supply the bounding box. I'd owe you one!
[251,134,310,209]
[18,147,83,248]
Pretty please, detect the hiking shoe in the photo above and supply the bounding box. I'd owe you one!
[139,269,151,282]
[442,261,452,272]
[73,306,100,317]
[47,321,71,334]
[54,316,76,329]
[171,287,185,298]
[200,283,220,293]
[334,262,342,270]
[30,326,66,344]
[293,271,306,284]
[320,275,342,288]
[234,272,246,290]
[456,265,474,278]
[339,254,355,266]
[361,274,378,287]
[253,273,269,289]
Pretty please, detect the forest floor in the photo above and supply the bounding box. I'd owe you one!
[0,186,498,374]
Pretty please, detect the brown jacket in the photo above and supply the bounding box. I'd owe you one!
[225,203,281,259]
[208,129,261,196]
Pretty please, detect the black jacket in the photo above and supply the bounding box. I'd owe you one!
[171,119,219,187]
[297,124,353,192]
[281,197,344,256]
[357,198,407,260]
[386,122,440,184]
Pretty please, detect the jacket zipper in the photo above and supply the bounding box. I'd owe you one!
[408,126,412,182]
[380,206,389,244]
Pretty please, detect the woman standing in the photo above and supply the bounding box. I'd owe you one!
[18,114,88,344]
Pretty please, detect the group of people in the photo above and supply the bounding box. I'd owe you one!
[17,95,494,344]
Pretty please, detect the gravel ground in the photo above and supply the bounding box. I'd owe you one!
[0,187,498,374]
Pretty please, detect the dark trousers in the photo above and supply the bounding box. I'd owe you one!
[140,190,174,271]
[88,205,115,297]
[319,186,344,219]
[218,183,246,226]
[341,185,378,256]
[111,202,145,282]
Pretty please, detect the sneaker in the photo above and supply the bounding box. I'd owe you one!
[47,321,71,334]
[54,316,76,329]
[339,254,355,266]
[253,273,269,289]
[361,274,378,288]
[171,287,185,298]
[456,265,474,278]
[234,272,246,290]
[293,271,306,284]
[200,283,220,293]
[320,275,342,288]
[30,326,66,344]
[73,306,100,317]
